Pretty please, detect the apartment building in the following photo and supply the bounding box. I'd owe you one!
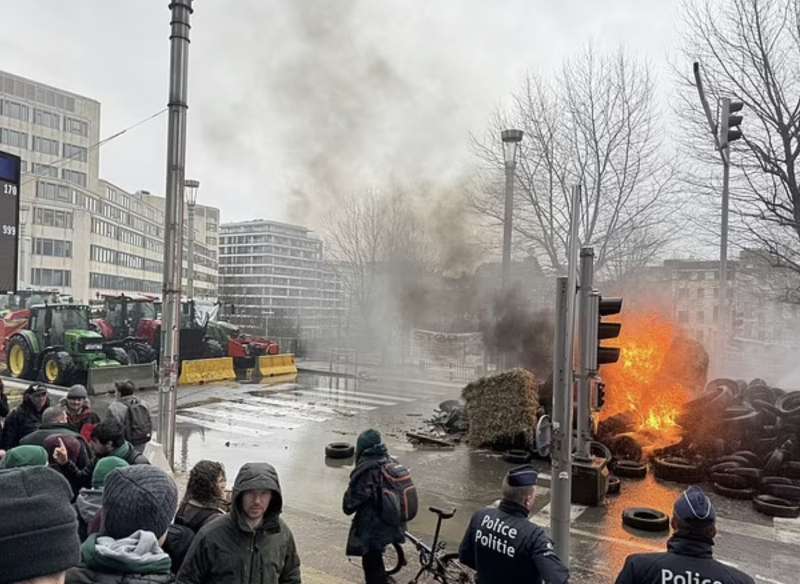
[218,219,343,338]
[0,70,219,302]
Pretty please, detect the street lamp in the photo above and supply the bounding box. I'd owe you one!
[501,129,524,289]
[19,206,29,288]
[184,179,199,299]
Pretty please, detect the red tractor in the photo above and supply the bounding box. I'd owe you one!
[204,318,279,370]
[92,294,159,364]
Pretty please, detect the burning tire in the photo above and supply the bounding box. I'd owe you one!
[612,460,647,479]
[753,494,800,518]
[607,476,621,495]
[622,508,669,532]
[325,442,355,459]
[653,456,704,484]
[712,482,756,500]
[503,449,531,464]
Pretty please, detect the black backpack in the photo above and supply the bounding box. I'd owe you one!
[125,397,152,445]
[379,462,418,526]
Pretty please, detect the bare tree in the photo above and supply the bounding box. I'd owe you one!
[472,48,681,277]
[680,0,800,293]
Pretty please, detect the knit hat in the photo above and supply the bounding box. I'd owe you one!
[0,466,80,582]
[92,456,129,489]
[506,464,539,487]
[67,384,88,399]
[102,465,178,539]
[674,486,715,526]
[356,428,382,458]
[1,444,48,469]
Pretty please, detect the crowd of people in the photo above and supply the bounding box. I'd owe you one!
[0,378,759,583]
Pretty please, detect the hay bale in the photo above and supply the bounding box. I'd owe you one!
[462,368,539,449]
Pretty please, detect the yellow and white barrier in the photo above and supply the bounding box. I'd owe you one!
[179,357,236,385]
[258,354,298,377]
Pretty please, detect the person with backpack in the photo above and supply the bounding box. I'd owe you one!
[343,428,412,584]
[106,379,152,453]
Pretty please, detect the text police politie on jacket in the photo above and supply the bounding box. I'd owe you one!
[474,513,519,558]
[661,569,722,584]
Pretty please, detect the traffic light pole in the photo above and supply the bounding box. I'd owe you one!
[158,0,193,470]
[574,247,594,462]
[718,97,732,372]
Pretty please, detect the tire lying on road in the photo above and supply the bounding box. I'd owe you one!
[712,482,756,500]
[325,442,355,459]
[613,460,648,479]
[710,472,751,490]
[622,508,670,532]
[503,449,532,464]
[607,476,621,495]
[763,483,800,503]
[753,494,800,518]
[653,456,704,483]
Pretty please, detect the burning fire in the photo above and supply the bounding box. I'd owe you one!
[599,311,698,448]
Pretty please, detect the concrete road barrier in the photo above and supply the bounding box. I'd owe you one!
[258,354,298,377]
[179,357,236,385]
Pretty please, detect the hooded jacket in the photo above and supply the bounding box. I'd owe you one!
[66,529,174,584]
[175,498,229,533]
[0,388,49,450]
[176,462,301,584]
[75,488,104,541]
[343,443,406,556]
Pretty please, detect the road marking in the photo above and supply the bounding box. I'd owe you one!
[535,502,589,523]
[268,392,376,411]
[209,400,330,423]
[291,389,398,406]
[241,395,366,416]
[309,386,415,403]
[175,414,273,437]
[182,406,304,430]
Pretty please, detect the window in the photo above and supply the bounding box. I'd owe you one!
[36,181,73,204]
[713,306,719,322]
[206,236,217,246]
[33,108,60,130]
[33,238,72,258]
[62,169,87,187]
[713,288,719,298]
[33,136,59,155]
[678,310,689,323]
[90,273,160,294]
[63,143,87,162]
[697,288,705,299]
[0,128,28,149]
[91,218,116,239]
[31,268,71,287]
[32,163,58,178]
[677,288,688,298]
[696,311,705,324]
[34,207,73,229]
[64,117,88,137]
[1,99,28,121]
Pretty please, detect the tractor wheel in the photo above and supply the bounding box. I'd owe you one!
[107,347,130,365]
[6,336,35,380]
[203,339,225,359]
[41,351,73,386]
[134,342,157,363]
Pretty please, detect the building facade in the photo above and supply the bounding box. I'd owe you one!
[218,219,343,338]
[0,70,218,303]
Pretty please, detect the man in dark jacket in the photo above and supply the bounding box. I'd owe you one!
[177,462,301,584]
[0,383,50,450]
[615,486,754,584]
[66,464,178,584]
[20,405,88,466]
[459,464,569,584]
[343,428,405,584]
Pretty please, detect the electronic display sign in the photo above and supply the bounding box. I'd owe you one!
[0,151,21,294]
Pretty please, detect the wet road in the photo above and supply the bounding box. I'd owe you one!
[168,373,797,584]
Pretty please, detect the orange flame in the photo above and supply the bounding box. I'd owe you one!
[600,312,697,449]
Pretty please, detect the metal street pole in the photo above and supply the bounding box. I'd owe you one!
[500,129,523,290]
[158,0,193,470]
[718,98,732,372]
[574,247,594,462]
[550,183,582,566]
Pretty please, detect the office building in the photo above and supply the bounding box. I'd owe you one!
[0,70,219,302]
[218,219,343,338]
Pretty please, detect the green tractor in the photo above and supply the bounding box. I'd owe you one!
[1,303,156,393]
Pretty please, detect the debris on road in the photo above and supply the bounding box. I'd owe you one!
[406,432,455,448]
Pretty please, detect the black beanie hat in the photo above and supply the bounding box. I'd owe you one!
[0,466,80,583]
[102,464,178,539]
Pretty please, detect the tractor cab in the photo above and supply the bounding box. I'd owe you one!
[31,304,92,348]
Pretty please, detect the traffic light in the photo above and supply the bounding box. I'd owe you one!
[591,380,606,410]
[719,97,743,149]
[587,293,623,370]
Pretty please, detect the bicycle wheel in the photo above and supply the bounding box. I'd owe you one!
[439,553,475,584]
[384,543,406,576]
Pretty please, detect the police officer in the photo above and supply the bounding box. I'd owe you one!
[458,464,569,583]
[615,486,754,584]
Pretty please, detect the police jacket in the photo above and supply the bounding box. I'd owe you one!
[615,533,754,584]
[458,499,569,584]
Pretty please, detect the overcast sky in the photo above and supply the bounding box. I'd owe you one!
[3,1,681,226]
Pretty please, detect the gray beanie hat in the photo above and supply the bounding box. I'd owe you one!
[0,466,80,583]
[102,465,178,539]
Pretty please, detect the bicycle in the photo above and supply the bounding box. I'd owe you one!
[383,505,474,584]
